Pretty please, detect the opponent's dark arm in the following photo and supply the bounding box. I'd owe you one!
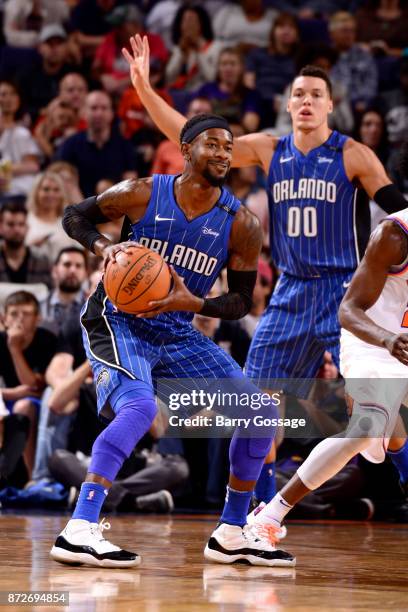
[200,207,262,320]
[339,221,408,362]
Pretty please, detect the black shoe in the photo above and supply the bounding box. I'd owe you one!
[134,490,174,513]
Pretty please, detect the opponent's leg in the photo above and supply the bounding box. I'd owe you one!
[253,405,387,528]
[50,377,156,568]
[387,415,408,493]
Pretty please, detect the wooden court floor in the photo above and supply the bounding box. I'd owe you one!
[0,514,407,612]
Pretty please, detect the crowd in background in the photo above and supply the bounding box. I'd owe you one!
[0,0,408,518]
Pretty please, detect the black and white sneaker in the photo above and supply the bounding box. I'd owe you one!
[204,523,295,567]
[50,518,141,568]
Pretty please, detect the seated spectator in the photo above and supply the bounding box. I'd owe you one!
[239,258,274,338]
[69,0,117,62]
[226,167,269,250]
[93,4,168,98]
[118,59,173,139]
[275,43,354,136]
[0,407,30,489]
[196,47,261,133]
[245,12,299,128]
[40,247,87,335]
[213,0,277,50]
[0,80,41,195]
[356,0,408,58]
[0,199,51,287]
[33,97,78,161]
[47,161,84,204]
[0,290,57,478]
[16,24,77,123]
[151,96,213,175]
[58,73,88,130]
[165,5,223,92]
[3,0,69,49]
[329,11,378,113]
[25,170,80,262]
[54,90,137,196]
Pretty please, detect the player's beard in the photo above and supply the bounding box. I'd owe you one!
[202,166,228,188]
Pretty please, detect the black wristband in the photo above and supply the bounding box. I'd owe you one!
[200,269,257,320]
[374,184,407,215]
[62,196,109,253]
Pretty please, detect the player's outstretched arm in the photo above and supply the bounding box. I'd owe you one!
[122,35,275,171]
[62,178,152,263]
[339,220,408,364]
[345,139,407,212]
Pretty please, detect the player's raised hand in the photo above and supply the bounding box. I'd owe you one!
[136,266,203,318]
[122,34,150,90]
[384,333,408,366]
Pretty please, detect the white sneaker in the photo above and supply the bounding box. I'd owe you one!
[50,518,141,568]
[247,502,288,539]
[204,523,295,567]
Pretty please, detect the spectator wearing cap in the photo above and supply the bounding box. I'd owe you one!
[0,80,41,196]
[54,90,137,197]
[93,4,168,98]
[3,0,69,49]
[16,24,77,123]
[329,11,378,113]
[0,200,51,288]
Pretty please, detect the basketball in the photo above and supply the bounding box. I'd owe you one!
[104,245,171,314]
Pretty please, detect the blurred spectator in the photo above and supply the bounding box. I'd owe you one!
[0,80,41,195]
[165,5,223,92]
[196,47,261,133]
[40,247,87,335]
[69,0,116,62]
[356,0,408,57]
[58,73,88,130]
[25,170,80,262]
[0,409,30,488]
[93,4,168,98]
[329,11,378,113]
[151,96,213,175]
[226,166,269,250]
[275,44,354,136]
[16,24,77,123]
[54,90,137,196]
[245,13,299,128]
[0,200,51,287]
[377,58,408,153]
[146,0,228,50]
[47,161,84,204]
[213,0,277,50]
[3,0,69,49]
[239,258,274,338]
[118,58,173,139]
[0,290,57,477]
[33,98,78,161]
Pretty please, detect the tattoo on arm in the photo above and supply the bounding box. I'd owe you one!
[229,207,263,270]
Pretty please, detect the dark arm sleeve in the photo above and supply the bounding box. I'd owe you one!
[373,184,407,214]
[62,196,110,253]
[199,269,257,321]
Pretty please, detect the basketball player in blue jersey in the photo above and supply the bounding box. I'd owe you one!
[49,113,295,569]
[123,35,408,514]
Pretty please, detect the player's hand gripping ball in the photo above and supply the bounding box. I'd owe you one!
[104,244,171,314]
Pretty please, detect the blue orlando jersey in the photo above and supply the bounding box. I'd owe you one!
[113,173,240,333]
[268,130,358,278]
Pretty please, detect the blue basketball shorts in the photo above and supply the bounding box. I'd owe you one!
[245,271,353,395]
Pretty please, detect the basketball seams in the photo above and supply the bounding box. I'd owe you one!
[112,250,151,303]
[119,258,169,309]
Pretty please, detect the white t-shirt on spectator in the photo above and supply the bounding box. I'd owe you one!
[213,5,277,48]
[0,125,41,195]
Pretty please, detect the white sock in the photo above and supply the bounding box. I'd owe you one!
[254,493,293,527]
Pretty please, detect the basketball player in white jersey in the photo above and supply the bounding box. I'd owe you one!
[247,208,408,536]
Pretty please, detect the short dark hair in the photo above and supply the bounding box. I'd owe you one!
[180,113,230,144]
[54,246,87,266]
[5,290,39,313]
[293,65,333,98]
[0,198,27,217]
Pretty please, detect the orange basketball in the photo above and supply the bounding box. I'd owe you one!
[104,245,171,314]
